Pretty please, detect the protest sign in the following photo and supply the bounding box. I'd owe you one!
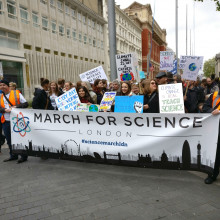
[159,83,184,113]
[76,103,89,112]
[182,58,203,81]
[11,109,219,175]
[89,104,100,112]
[170,59,177,75]
[160,51,174,71]
[116,53,139,82]
[139,71,146,79]
[79,66,108,84]
[114,96,144,113]
[55,88,80,111]
[0,62,3,77]
[179,56,203,70]
[99,92,116,111]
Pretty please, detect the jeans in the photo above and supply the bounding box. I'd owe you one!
[2,121,27,160]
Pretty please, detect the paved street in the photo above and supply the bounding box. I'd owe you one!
[0,145,220,220]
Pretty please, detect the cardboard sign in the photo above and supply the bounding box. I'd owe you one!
[76,103,89,112]
[89,104,100,112]
[100,92,116,111]
[114,96,144,113]
[182,58,203,81]
[159,83,185,113]
[0,62,3,77]
[116,53,139,82]
[79,66,108,84]
[55,88,81,111]
[160,51,175,71]
[179,56,203,70]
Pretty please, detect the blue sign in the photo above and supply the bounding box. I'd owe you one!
[170,59,177,75]
[139,71,146,79]
[115,96,144,113]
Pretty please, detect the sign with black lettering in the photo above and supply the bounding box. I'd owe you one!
[159,83,185,113]
[11,109,219,175]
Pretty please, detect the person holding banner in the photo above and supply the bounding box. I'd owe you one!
[77,86,94,104]
[93,79,105,104]
[131,83,140,95]
[142,79,159,113]
[0,79,28,163]
[0,82,6,152]
[203,92,220,184]
[32,78,53,110]
[49,81,62,110]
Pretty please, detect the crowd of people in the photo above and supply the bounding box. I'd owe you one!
[1,71,220,184]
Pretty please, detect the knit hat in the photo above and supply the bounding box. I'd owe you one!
[0,79,10,87]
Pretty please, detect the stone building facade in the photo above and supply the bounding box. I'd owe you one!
[0,0,106,99]
[124,2,167,78]
[216,53,220,77]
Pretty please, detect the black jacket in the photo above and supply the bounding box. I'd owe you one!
[32,89,53,110]
[143,91,159,113]
[184,87,199,113]
[202,93,214,113]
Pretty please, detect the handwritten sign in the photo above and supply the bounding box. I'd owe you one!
[114,96,144,113]
[182,58,203,81]
[159,83,184,113]
[76,103,89,112]
[116,53,138,82]
[100,92,116,111]
[89,104,100,112]
[79,66,108,84]
[179,56,203,70]
[160,51,174,71]
[55,88,80,111]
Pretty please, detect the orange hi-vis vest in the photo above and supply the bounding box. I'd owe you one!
[212,91,220,110]
[0,90,20,123]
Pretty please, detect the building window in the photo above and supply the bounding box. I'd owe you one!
[93,38,96,47]
[78,33,82,42]
[7,0,16,19]
[65,5,70,15]
[89,37,92,45]
[72,29,77,40]
[67,27,70,38]
[78,12,81,21]
[91,20,95,28]
[40,0,47,5]
[84,34,87,44]
[97,24,100,32]
[71,8,75,18]
[32,11,39,27]
[59,23,64,36]
[82,15,86,24]
[50,0,55,8]
[42,16,48,31]
[20,6,29,24]
[88,18,91,26]
[0,30,19,49]
[51,20,56,33]
[0,1,3,15]
[57,0,63,12]
[101,41,104,49]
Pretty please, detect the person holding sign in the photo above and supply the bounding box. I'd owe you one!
[64,81,73,92]
[93,79,105,105]
[155,72,167,85]
[203,91,220,184]
[77,86,94,104]
[142,79,159,113]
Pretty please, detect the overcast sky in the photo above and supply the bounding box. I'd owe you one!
[116,0,220,63]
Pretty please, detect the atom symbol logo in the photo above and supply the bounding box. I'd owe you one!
[12,112,31,137]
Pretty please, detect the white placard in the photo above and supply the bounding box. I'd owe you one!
[116,53,139,81]
[100,92,116,111]
[179,56,204,70]
[182,58,203,81]
[55,88,80,111]
[79,66,108,84]
[160,51,175,71]
[159,83,185,114]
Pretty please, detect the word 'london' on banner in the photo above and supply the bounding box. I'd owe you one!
[55,87,80,111]
[159,83,185,114]
[115,53,139,82]
[79,66,108,84]
[182,57,203,81]
[160,51,174,71]
[11,109,219,175]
